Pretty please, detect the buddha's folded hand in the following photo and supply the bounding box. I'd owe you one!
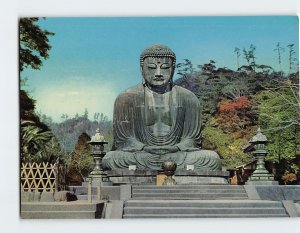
[143,145,179,155]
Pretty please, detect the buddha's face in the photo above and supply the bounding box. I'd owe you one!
[142,57,174,87]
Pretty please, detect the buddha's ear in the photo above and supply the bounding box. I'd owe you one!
[170,65,175,78]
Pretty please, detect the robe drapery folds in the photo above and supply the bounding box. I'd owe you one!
[102,84,220,170]
[112,84,202,152]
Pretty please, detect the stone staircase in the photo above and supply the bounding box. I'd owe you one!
[123,185,289,218]
[21,201,104,219]
[131,184,248,200]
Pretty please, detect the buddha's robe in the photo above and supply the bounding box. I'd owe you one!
[102,84,220,170]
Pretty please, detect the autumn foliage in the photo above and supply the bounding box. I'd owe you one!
[217,96,255,138]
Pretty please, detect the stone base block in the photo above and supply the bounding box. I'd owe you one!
[106,169,229,185]
[175,176,228,184]
[246,180,279,185]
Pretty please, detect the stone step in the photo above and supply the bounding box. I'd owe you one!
[132,193,248,199]
[122,200,289,218]
[21,201,104,219]
[131,184,248,199]
[123,213,288,218]
[123,207,287,215]
[125,200,283,208]
[132,189,246,194]
[131,185,240,189]
[21,210,99,219]
[21,201,103,211]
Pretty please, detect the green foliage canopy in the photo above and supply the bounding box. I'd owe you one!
[19,17,54,71]
[202,112,254,168]
[255,81,300,174]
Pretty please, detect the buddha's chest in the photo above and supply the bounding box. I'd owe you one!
[143,92,177,136]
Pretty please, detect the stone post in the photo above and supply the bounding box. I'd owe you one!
[87,177,92,203]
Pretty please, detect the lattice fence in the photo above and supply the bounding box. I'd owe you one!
[20,161,66,192]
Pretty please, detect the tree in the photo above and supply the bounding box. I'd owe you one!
[243,48,251,66]
[242,44,257,72]
[19,17,54,71]
[220,75,250,100]
[83,108,89,119]
[19,18,64,164]
[21,121,65,163]
[198,60,217,75]
[21,123,53,162]
[67,133,93,182]
[257,78,300,131]
[176,59,195,76]
[234,47,241,70]
[216,96,256,138]
[287,44,297,74]
[43,112,113,153]
[61,114,69,121]
[94,112,100,122]
[255,64,273,74]
[249,44,257,70]
[273,42,284,72]
[255,78,300,181]
[201,95,257,168]
[202,118,254,168]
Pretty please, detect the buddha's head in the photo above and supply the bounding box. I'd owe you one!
[140,44,176,90]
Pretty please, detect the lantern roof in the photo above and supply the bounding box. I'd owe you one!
[89,129,107,144]
[250,127,268,143]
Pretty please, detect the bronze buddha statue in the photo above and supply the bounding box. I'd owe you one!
[102,44,220,171]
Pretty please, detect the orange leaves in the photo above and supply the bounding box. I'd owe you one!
[216,96,253,137]
[218,96,251,112]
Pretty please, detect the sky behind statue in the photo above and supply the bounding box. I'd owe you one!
[21,16,299,122]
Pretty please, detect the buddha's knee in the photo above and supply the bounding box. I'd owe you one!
[102,151,136,169]
[187,149,220,159]
[102,151,115,169]
[184,150,220,170]
[200,150,220,159]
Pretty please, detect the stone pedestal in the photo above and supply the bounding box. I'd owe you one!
[106,169,229,185]
[246,156,278,185]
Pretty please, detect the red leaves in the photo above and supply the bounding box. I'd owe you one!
[218,96,251,112]
[216,96,253,137]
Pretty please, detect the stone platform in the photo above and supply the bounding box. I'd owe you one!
[21,200,105,219]
[106,169,229,185]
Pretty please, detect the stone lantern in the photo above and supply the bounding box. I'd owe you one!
[88,129,109,183]
[246,128,278,185]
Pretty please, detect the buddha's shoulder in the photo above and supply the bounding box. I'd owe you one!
[124,84,144,93]
[174,85,198,99]
[116,84,143,99]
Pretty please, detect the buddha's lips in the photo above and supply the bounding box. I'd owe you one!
[153,77,165,81]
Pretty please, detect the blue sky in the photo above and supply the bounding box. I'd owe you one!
[21,16,299,122]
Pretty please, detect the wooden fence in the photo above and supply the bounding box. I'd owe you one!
[20,161,66,192]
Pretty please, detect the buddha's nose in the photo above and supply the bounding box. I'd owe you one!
[155,67,163,77]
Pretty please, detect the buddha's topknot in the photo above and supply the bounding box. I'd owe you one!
[140,44,176,67]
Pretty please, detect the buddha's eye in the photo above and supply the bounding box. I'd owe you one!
[160,63,171,69]
[147,63,157,69]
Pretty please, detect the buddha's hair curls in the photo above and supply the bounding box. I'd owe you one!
[140,44,176,67]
